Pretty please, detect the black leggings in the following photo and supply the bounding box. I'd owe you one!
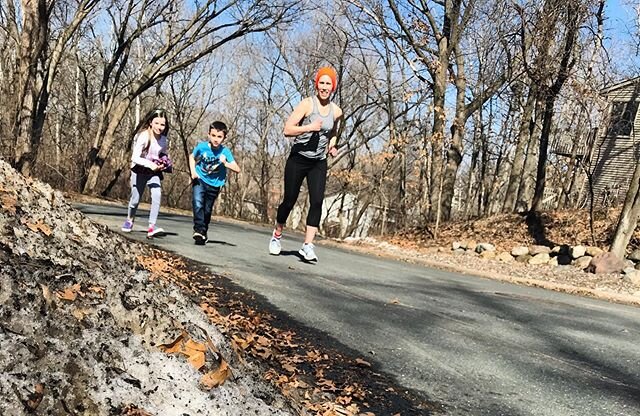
[277,153,327,227]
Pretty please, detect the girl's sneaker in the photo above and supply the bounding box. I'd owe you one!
[299,243,317,261]
[269,230,282,255]
[121,219,134,232]
[147,224,165,238]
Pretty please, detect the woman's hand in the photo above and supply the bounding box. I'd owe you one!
[328,146,338,157]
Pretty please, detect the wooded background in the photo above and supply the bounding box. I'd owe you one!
[1,0,639,245]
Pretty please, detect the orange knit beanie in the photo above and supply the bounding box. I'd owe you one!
[314,66,338,92]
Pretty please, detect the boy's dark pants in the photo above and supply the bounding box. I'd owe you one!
[192,178,220,236]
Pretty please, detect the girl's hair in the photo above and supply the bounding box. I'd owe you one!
[133,108,170,138]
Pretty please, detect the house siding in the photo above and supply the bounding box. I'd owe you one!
[592,82,640,205]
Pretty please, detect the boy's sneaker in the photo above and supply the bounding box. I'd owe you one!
[299,243,318,261]
[147,225,165,238]
[269,231,282,255]
[121,219,134,233]
[193,232,206,245]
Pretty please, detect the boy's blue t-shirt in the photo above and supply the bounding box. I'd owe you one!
[193,141,235,187]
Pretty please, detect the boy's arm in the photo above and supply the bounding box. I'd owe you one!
[189,154,199,179]
[219,153,240,173]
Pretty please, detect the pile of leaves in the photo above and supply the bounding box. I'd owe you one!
[389,208,637,251]
[140,250,438,415]
[0,159,292,415]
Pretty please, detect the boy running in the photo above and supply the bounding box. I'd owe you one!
[189,121,240,245]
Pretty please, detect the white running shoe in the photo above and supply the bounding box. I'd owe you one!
[147,225,165,238]
[269,231,282,255]
[299,243,318,261]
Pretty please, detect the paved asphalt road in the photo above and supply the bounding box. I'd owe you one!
[79,203,640,416]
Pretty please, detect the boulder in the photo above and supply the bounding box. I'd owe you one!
[572,256,593,270]
[585,246,604,257]
[529,245,551,255]
[586,252,626,274]
[551,245,570,255]
[623,271,640,286]
[480,250,496,259]
[556,254,572,265]
[452,241,462,250]
[462,240,477,251]
[475,243,496,254]
[570,245,586,259]
[511,246,529,257]
[496,252,514,262]
[547,257,558,267]
[628,249,640,262]
[515,254,532,263]
[528,253,550,265]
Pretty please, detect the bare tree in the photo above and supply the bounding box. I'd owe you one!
[5,0,99,176]
[81,0,295,194]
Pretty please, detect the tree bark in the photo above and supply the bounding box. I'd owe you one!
[610,160,640,258]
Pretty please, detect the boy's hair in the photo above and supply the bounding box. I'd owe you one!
[209,121,228,137]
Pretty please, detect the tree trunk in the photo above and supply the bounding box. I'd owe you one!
[12,0,48,175]
[428,64,447,220]
[82,98,133,193]
[531,92,557,211]
[610,160,640,258]
[503,85,537,212]
[516,99,543,211]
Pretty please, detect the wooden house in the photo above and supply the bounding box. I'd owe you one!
[592,78,640,205]
[552,77,640,206]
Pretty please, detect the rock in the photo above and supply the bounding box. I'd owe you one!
[551,245,570,255]
[480,250,496,259]
[586,252,626,274]
[548,257,558,266]
[556,254,572,265]
[452,248,466,254]
[624,260,635,269]
[463,240,477,251]
[572,256,593,270]
[496,252,514,262]
[635,262,640,270]
[570,245,586,259]
[628,249,640,262]
[475,243,496,254]
[529,245,551,255]
[585,246,604,257]
[528,253,550,265]
[515,254,532,263]
[623,267,637,275]
[452,241,462,250]
[623,271,640,286]
[511,246,529,256]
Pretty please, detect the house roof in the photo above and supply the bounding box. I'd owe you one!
[600,76,640,95]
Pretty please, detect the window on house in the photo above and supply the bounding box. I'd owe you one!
[608,101,639,136]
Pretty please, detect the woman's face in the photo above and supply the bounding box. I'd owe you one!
[316,75,334,100]
[149,116,166,137]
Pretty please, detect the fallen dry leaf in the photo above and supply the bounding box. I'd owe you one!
[25,383,44,411]
[0,193,17,215]
[159,331,207,371]
[200,359,232,389]
[23,219,52,236]
[71,308,93,321]
[56,283,82,301]
[388,298,400,305]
